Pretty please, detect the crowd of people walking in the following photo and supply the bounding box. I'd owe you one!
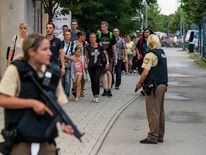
[5,21,157,104]
[0,19,168,154]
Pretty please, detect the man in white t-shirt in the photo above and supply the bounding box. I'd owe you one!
[58,25,69,41]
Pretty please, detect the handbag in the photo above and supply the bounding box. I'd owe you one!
[6,35,17,61]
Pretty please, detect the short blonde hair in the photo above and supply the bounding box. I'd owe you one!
[19,23,28,29]
[22,33,45,60]
[147,34,160,49]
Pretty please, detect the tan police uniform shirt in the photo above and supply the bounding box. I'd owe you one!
[141,52,158,71]
[0,64,68,105]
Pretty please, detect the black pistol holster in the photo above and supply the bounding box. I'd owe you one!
[0,128,18,155]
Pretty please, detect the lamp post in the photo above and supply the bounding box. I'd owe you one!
[143,0,148,28]
[179,0,186,50]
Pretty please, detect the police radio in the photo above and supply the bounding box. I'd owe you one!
[42,63,61,90]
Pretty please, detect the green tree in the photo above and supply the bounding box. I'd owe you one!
[161,14,172,32]
[181,0,206,52]
[168,8,181,33]
[41,0,80,22]
[182,0,206,25]
[61,0,157,34]
[146,3,172,33]
[147,3,163,31]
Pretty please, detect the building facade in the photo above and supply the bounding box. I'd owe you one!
[0,0,46,76]
[0,0,72,76]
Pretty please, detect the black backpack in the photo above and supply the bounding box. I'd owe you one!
[6,35,17,61]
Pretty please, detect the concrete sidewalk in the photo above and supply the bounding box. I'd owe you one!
[98,48,206,155]
[55,74,140,155]
[1,48,205,155]
[0,63,140,155]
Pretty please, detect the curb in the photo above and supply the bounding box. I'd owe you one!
[89,93,141,155]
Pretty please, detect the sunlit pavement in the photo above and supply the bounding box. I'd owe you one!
[98,48,206,155]
[0,48,205,155]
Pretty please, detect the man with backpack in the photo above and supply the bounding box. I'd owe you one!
[97,21,117,97]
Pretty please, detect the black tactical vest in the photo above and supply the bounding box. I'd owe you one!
[4,60,60,142]
[144,49,168,86]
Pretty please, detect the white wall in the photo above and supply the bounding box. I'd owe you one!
[0,0,71,76]
[0,0,34,75]
[0,0,2,78]
[25,0,35,33]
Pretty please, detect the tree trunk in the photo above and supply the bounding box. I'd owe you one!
[48,1,53,22]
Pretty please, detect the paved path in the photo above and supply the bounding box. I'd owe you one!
[98,48,206,155]
[1,48,205,155]
[0,72,140,155]
[55,74,140,155]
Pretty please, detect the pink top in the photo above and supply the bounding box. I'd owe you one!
[75,57,83,73]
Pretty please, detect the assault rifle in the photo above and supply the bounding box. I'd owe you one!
[26,71,84,142]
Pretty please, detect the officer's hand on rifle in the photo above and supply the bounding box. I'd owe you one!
[61,123,74,135]
[30,99,53,116]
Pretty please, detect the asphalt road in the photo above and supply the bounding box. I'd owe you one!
[0,48,205,155]
[98,48,206,155]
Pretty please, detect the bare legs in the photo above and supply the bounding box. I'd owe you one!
[74,74,83,102]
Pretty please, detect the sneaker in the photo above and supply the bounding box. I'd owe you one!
[75,98,80,102]
[140,138,157,144]
[80,92,85,97]
[92,97,99,103]
[107,90,113,97]
[115,86,119,90]
[92,98,96,102]
[158,139,163,143]
[95,98,99,103]
[102,90,108,96]
[72,91,76,98]
[158,138,164,142]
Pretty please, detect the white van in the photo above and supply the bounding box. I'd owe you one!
[185,30,199,51]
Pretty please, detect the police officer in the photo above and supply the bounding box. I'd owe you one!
[0,33,73,155]
[136,34,168,144]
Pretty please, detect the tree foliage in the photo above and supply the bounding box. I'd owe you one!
[41,0,157,34]
[146,3,173,33]
[41,0,80,22]
[147,3,163,31]
[168,9,181,33]
[61,0,157,34]
[182,0,206,25]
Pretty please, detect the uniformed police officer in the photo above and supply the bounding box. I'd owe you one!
[136,34,168,144]
[0,33,73,155]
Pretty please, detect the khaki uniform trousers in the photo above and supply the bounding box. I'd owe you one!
[145,84,167,141]
[10,142,56,155]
